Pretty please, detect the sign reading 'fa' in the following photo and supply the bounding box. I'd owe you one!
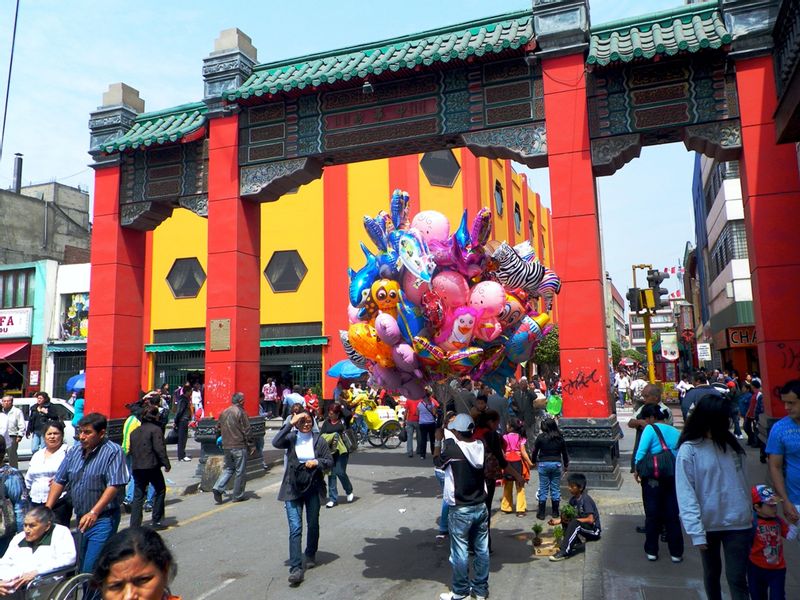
[0,308,33,338]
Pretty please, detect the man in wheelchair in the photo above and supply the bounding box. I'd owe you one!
[0,507,76,595]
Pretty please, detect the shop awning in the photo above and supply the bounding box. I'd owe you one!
[0,341,29,360]
[144,342,206,353]
[260,336,328,348]
[47,343,87,353]
[145,336,329,353]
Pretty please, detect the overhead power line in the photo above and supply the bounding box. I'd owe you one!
[0,0,20,166]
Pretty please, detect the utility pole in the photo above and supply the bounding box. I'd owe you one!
[630,264,656,383]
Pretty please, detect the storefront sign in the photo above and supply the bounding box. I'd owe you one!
[660,332,679,361]
[0,308,32,338]
[29,370,39,386]
[727,326,757,347]
[697,343,712,361]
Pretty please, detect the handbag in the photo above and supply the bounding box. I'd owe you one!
[342,427,358,453]
[398,427,408,443]
[635,424,676,479]
[165,427,178,445]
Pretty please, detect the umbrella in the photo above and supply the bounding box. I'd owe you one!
[326,359,367,379]
[65,373,85,392]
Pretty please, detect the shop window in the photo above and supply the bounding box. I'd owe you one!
[166,258,207,298]
[60,293,89,340]
[0,269,34,308]
[513,202,522,233]
[494,181,504,216]
[420,150,461,187]
[265,250,308,293]
[528,219,534,241]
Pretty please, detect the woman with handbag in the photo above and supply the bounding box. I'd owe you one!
[320,404,354,508]
[633,404,682,562]
[273,411,334,586]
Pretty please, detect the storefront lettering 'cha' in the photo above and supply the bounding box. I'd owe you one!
[86,0,800,486]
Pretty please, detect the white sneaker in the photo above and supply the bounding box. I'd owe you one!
[325,501,336,508]
[346,492,354,503]
[473,594,487,600]
[180,457,191,462]
[439,593,467,600]
[670,556,683,563]
[646,554,658,561]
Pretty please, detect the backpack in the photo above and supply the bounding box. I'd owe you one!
[0,475,17,539]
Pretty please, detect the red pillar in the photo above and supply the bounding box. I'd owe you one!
[322,165,350,398]
[460,149,482,217]
[388,155,420,215]
[204,115,261,417]
[735,55,800,418]
[86,165,146,418]
[542,53,610,418]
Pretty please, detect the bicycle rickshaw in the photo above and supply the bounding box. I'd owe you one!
[353,399,403,448]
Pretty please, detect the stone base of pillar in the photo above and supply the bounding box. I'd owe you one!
[195,416,267,493]
[106,418,125,445]
[560,416,623,489]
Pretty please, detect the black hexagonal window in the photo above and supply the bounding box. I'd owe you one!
[420,150,461,187]
[265,250,307,293]
[166,258,206,298]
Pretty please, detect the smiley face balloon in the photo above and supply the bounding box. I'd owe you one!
[371,279,401,318]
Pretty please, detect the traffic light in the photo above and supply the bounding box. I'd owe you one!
[626,287,641,313]
[646,269,670,310]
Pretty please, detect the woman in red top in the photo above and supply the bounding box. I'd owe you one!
[304,388,320,419]
[404,398,420,458]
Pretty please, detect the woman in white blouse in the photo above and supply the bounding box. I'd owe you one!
[0,506,75,594]
[24,422,69,526]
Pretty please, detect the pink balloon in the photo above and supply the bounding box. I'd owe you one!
[411,210,450,243]
[347,303,362,324]
[468,281,506,317]
[402,270,427,305]
[431,270,469,308]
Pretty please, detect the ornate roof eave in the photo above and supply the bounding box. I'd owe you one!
[101,102,209,154]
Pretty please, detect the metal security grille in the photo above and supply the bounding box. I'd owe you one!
[153,350,205,389]
[260,346,322,391]
[53,353,86,399]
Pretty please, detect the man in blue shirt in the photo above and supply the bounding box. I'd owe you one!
[47,412,129,573]
[767,380,800,527]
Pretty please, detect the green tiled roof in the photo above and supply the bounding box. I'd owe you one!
[102,101,207,153]
[587,1,732,67]
[226,10,533,99]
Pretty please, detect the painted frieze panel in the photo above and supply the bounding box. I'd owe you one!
[587,55,740,140]
[238,58,543,170]
[119,140,208,229]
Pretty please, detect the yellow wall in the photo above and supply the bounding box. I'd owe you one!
[347,160,390,269]
[260,178,325,324]
[150,208,208,331]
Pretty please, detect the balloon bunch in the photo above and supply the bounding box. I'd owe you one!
[341,190,560,396]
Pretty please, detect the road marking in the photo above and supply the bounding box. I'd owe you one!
[160,480,282,532]
[194,577,236,600]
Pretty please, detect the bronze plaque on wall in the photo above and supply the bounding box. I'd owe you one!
[209,319,231,351]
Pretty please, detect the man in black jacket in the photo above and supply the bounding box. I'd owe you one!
[173,385,192,461]
[434,414,489,600]
[129,404,171,528]
[26,392,58,453]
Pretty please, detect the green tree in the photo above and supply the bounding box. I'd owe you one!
[611,340,621,366]
[623,347,645,363]
[532,324,560,377]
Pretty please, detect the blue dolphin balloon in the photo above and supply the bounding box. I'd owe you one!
[348,243,380,307]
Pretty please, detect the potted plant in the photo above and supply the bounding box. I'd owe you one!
[531,523,544,546]
[560,503,577,522]
[553,524,564,546]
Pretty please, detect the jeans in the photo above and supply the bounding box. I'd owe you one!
[641,476,683,558]
[418,423,436,458]
[747,563,785,600]
[213,448,247,500]
[130,468,167,527]
[435,469,449,534]
[7,437,19,468]
[80,509,121,573]
[124,454,155,505]
[699,528,751,600]
[405,421,419,457]
[536,462,562,502]
[328,453,353,504]
[447,503,489,598]
[31,433,44,454]
[285,492,321,571]
[176,420,189,460]
[617,390,627,406]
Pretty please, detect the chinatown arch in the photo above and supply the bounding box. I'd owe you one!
[86,0,799,486]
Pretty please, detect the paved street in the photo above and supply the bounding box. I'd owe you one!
[95,411,798,600]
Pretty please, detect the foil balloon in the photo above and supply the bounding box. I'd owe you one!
[371,279,400,319]
[420,290,445,334]
[338,330,367,368]
[411,210,450,244]
[348,243,380,307]
[491,241,546,296]
[413,336,483,378]
[348,322,394,368]
[498,289,528,330]
[396,291,426,344]
[468,281,505,342]
[401,270,427,306]
[397,229,436,283]
[435,306,481,352]
[347,303,363,324]
[390,189,410,230]
[431,270,469,308]
[505,313,551,363]
[535,268,562,310]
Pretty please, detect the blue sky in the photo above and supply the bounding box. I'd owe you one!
[0,0,691,295]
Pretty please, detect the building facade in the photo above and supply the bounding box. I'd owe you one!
[142,152,556,397]
[691,154,758,377]
[605,276,628,349]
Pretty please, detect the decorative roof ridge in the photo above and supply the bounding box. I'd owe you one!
[132,101,207,122]
[252,9,532,73]
[591,1,721,37]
